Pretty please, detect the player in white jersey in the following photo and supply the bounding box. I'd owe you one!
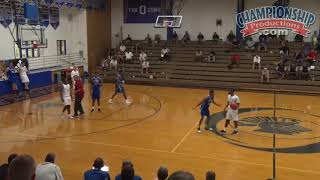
[60,79,73,118]
[221,89,240,134]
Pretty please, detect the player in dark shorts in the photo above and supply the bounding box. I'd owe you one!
[194,90,221,133]
[91,72,102,112]
[108,72,131,104]
[6,62,19,97]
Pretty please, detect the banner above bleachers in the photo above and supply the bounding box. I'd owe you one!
[123,0,162,23]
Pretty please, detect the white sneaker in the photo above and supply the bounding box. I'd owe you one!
[125,99,132,104]
[108,99,113,104]
[209,128,213,131]
[68,115,74,119]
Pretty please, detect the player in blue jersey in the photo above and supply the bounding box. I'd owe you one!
[108,71,131,104]
[91,72,102,112]
[194,90,221,133]
[6,62,19,96]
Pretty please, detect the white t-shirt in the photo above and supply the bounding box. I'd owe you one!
[110,59,117,66]
[19,66,28,77]
[62,84,71,98]
[142,61,149,68]
[125,52,133,60]
[253,56,261,63]
[120,45,126,52]
[228,94,240,111]
[161,48,169,56]
[139,53,147,61]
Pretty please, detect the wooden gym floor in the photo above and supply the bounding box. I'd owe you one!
[0,84,320,180]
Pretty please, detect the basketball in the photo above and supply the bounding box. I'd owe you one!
[230,102,238,110]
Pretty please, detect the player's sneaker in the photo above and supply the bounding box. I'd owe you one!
[91,108,94,112]
[209,127,213,131]
[125,99,132,104]
[220,130,226,134]
[98,108,101,112]
[68,115,74,119]
[108,99,113,104]
[197,127,201,133]
[232,130,238,135]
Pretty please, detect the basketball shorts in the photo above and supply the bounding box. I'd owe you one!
[92,90,100,100]
[20,75,29,83]
[201,109,210,117]
[115,85,124,93]
[226,110,239,121]
[63,96,72,106]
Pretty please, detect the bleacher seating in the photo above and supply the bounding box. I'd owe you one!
[101,41,320,93]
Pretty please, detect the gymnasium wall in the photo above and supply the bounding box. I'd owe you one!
[245,0,320,42]
[111,0,236,46]
[0,8,88,64]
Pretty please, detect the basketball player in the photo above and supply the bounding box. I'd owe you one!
[108,71,131,104]
[221,89,240,134]
[18,62,30,90]
[194,90,221,133]
[60,79,73,118]
[6,62,19,97]
[91,72,102,112]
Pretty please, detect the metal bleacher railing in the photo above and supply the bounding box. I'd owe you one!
[28,53,86,73]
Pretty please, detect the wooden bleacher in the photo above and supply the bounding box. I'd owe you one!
[100,41,320,94]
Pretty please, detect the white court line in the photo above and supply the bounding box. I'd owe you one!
[171,122,198,152]
[7,132,320,175]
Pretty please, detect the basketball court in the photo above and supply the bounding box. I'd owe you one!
[0,84,319,179]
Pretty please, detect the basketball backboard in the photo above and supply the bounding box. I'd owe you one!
[154,15,183,28]
[18,25,47,49]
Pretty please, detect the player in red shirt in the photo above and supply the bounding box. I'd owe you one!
[73,75,84,117]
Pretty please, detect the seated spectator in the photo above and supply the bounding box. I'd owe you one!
[141,60,150,74]
[253,54,261,70]
[284,64,294,79]
[258,34,267,51]
[182,31,191,44]
[168,171,195,180]
[307,49,317,66]
[139,50,147,64]
[245,37,255,52]
[279,44,290,60]
[109,57,118,72]
[302,65,311,80]
[261,67,270,83]
[194,50,204,62]
[9,154,36,180]
[101,58,109,73]
[276,63,285,79]
[125,34,132,43]
[0,153,18,180]
[231,38,240,49]
[312,31,318,47]
[206,170,216,180]
[160,47,170,61]
[197,32,204,43]
[207,50,216,63]
[119,44,126,52]
[303,43,311,57]
[212,32,220,42]
[226,30,235,43]
[228,53,240,69]
[117,51,124,64]
[135,43,143,54]
[84,157,111,180]
[115,160,142,180]
[125,50,134,63]
[156,166,168,180]
[108,49,115,57]
[35,153,63,180]
[144,34,152,44]
[172,31,179,44]
[295,63,303,80]
[154,34,161,44]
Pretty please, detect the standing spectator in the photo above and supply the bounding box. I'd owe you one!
[279,44,290,60]
[258,34,267,51]
[119,43,126,52]
[172,31,179,44]
[0,154,18,180]
[245,37,255,52]
[168,171,195,180]
[253,54,261,70]
[206,171,216,180]
[73,75,84,118]
[9,154,36,180]
[207,50,216,63]
[312,31,318,47]
[261,67,270,83]
[115,160,142,180]
[156,166,168,180]
[125,34,132,43]
[182,31,190,44]
[141,60,150,74]
[18,62,30,90]
[154,34,161,44]
[197,32,204,43]
[226,30,235,43]
[307,49,317,66]
[160,47,170,61]
[6,62,19,96]
[125,50,134,63]
[144,34,152,44]
[194,50,204,62]
[84,158,111,180]
[228,53,240,69]
[139,50,147,64]
[212,32,220,43]
[35,153,63,180]
[110,57,118,72]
